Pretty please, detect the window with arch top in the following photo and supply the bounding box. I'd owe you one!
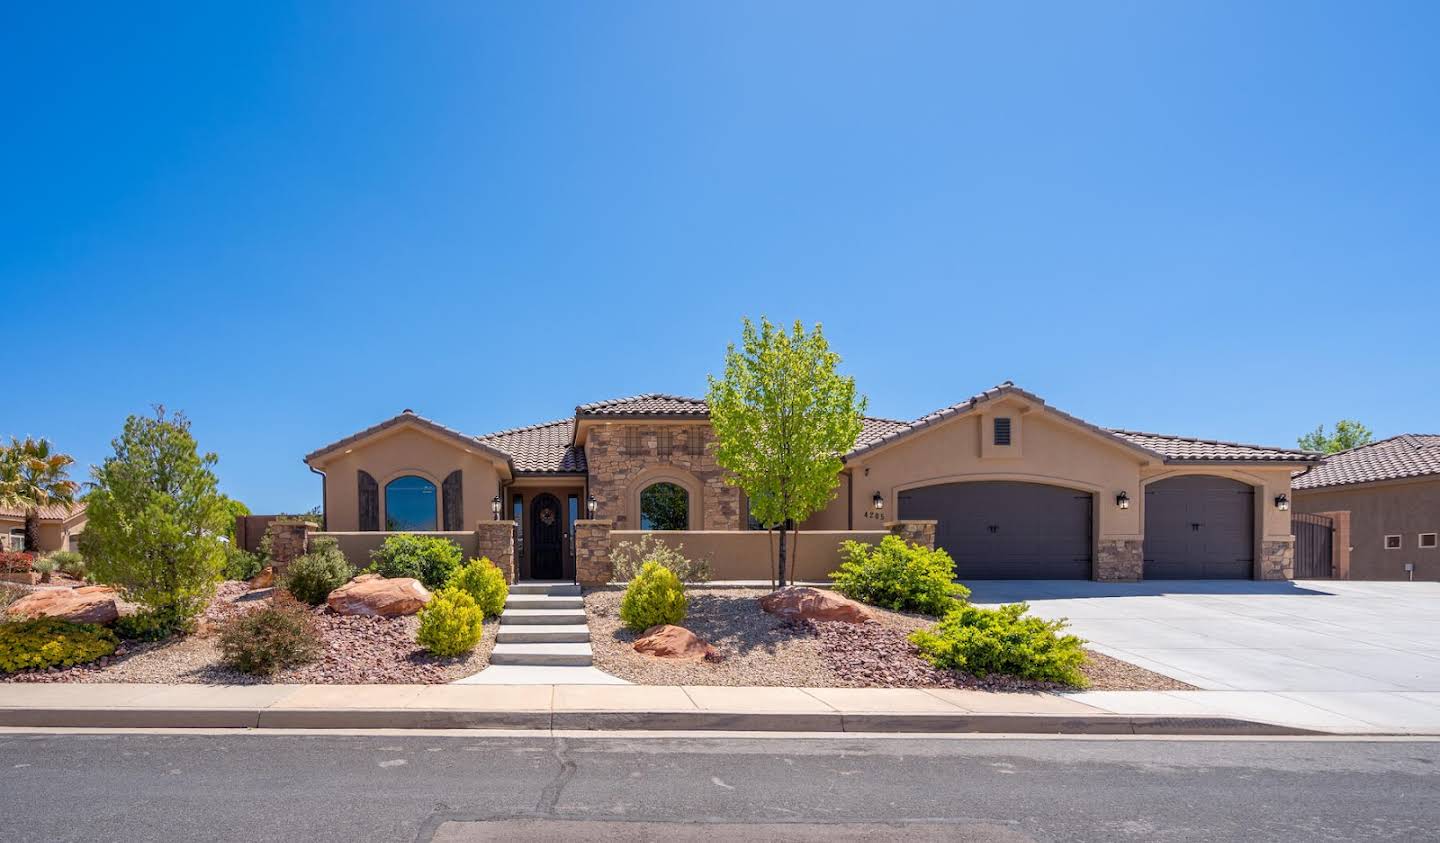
[640,482,689,530]
[385,475,438,531]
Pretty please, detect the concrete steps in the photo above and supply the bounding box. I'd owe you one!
[488,643,593,666]
[505,595,584,610]
[502,608,588,626]
[510,582,581,596]
[496,624,591,644]
[480,582,613,679]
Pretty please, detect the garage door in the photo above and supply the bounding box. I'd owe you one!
[898,482,1093,579]
[1143,476,1254,579]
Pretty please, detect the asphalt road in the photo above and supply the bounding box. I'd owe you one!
[1,731,1436,842]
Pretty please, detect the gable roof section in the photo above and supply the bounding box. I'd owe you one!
[477,419,587,474]
[1292,434,1440,490]
[1107,430,1319,463]
[303,410,512,467]
[575,393,710,418]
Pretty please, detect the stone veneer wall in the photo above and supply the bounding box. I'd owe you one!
[584,424,741,530]
[574,519,613,586]
[1259,538,1295,580]
[1095,539,1143,582]
[474,520,518,584]
[885,520,937,549]
[266,521,317,574]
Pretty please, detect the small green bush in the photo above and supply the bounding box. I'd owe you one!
[618,561,687,632]
[609,534,711,584]
[217,594,321,675]
[830,535,969,616]
[416,587,485,657]
[222,545,264,581]
[447,557,508,618]
[281,538,353,605]
[30,556,56,583]
[909,602,1088,687]
[368,533,462,590]
[0,618,119,673]
[115,606,191,641]
[46,551,86,579]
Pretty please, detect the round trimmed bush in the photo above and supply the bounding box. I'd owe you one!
[908,602,1088,686]
[281,538,354,605]
[416,587,485,657]
[369,533,462,590]
[618,561,687,632]
[0,618,119,673]
[830,535,969,616]
[447,557,508,619]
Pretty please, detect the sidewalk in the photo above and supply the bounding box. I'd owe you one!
[0,682,1411,735]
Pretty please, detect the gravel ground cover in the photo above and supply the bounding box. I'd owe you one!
[1,581,495,684]
[586,586,1194,691]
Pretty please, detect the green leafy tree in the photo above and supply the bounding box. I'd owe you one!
[1298,420,1374,454]
[218,495,251,541]
[80,408,230,621]
[707,317,866,587]
[0,436,79,553]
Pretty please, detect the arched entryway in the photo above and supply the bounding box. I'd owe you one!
[898,481,1093,579]
[1144,475,1255,579]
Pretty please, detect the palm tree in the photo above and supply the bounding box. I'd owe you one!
[0,437,78,553]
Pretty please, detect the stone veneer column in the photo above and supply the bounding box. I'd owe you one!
[1095,539,1143,582]
[885,520,937,549]
[474,520,518,584]
[1259,538,1296,580]
[573,519,613,586]
[265,521,317,574]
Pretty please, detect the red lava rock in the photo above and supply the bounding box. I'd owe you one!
[811,620,1069,692]
[758,587,875,625]
[326,575,431,617]
[633,625,717,662]
[6,585,121,625]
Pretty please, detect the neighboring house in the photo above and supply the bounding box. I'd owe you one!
[1292,435,1440,581]
[0,502,87,554]
[303,382,1317,582]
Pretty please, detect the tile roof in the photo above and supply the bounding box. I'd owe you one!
[476,419,587,474]
[303,410,511,465]
[1106,430,1319,463]
[1292,434,1440,490]
[0,501,85,521]
[857,416,912,449]
[575,394,710,417]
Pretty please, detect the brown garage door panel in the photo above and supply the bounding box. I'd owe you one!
[1143,475,1254,579]
[899,482,1093,580]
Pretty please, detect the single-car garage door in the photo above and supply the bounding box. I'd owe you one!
[898,482,1093,579]
[1144,476,1254,579]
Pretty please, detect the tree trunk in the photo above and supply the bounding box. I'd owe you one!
[23,510,40,556]
[776,523,789,587]
[767,527,776,589]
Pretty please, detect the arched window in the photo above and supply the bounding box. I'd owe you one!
[385,475,437,531]
[640,482,689,530]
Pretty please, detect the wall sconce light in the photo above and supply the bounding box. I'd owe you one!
[872,492,884,511]
[1116,491,1130,510]
[1275,494,1289,511]
[491,495,501,520]
[586,495,598,518]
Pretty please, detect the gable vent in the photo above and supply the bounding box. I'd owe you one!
[994,417,1012,446]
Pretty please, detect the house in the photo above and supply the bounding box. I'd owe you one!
[1292,435,1440,580]
[302,382,1318,582]
[0,502,87,553]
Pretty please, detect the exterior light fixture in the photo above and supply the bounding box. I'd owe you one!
[491,495,501,520]
[586,495,598,518]
[1275,494,1289,511]
[872,492,884,511]
[1116,491,1130,510]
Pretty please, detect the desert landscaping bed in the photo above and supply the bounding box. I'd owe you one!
[0,581,496,685]
[585,586,1193,692]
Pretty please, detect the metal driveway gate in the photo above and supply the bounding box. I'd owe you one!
[1292,512,1335,578]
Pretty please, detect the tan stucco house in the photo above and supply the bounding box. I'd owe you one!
[0,502,86,554]
[1292,435,1440,581]
[303,382,1318,582]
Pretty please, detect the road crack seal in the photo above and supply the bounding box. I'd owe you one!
[535,736,577,816]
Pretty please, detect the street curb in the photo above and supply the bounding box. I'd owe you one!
[0,707,1326,736]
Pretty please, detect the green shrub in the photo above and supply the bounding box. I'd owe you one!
[115,606,192,641]
[0,618,119,673]
[46,551,86,579]
[830,535,969,616]
[447,557,508,618]
[30,556,56,583]
[368,533,462,590]
[280,538,353,605]
[609,534,711,584]
[909,602,1088,687]
[618,561,687,632]
[416,587,485,657]
[217,594,321,675]
[221,545,263,581]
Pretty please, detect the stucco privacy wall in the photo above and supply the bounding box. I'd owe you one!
[312,426,503,532]
[583,422,741,530]
[610,529,892,581]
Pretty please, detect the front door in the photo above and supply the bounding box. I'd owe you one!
[530,493,564,579]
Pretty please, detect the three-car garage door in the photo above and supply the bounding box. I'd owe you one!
[898,482,1093,579]
[1143,476,1255,579]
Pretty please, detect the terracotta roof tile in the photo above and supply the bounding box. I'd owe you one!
[0,501,85,521]
[1292,434,1440,489]
[476,419,587,474]
[575,394,710,417]
[1107,430,1318,463]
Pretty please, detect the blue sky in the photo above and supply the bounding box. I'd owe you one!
[3,2,1436,512]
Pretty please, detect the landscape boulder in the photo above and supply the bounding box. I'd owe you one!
[326,574,431,617]
[759,586,875,625]
[6,586,121,626]
[633,624,718,662]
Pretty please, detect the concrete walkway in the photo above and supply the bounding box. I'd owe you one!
[1,682,1432,735]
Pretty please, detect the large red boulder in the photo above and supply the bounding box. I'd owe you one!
[326,574,431,617]
[759,586,875,624]
[633,624,718,662]
[7,585,121,625]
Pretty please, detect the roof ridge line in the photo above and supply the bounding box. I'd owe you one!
[476,417,574,439]
[1106,427,1318,457]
